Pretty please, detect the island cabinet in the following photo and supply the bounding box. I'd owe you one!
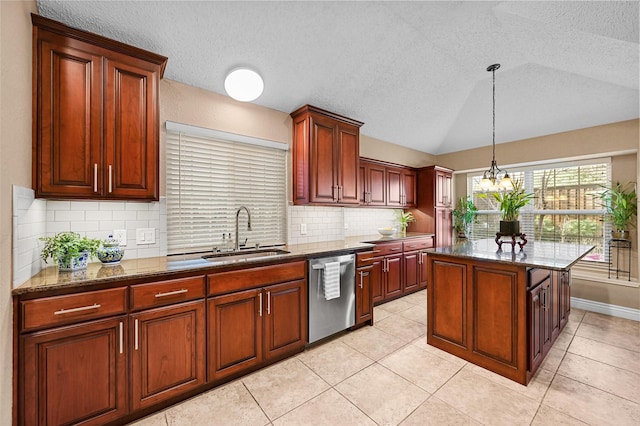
[291,105,363,206]
[207,261,307,381]
[426,242,591,386]
[32,14,167,200]
[415,166,454,247]
[355,251,375,326]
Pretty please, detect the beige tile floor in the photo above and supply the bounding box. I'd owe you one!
[132,290,640,425]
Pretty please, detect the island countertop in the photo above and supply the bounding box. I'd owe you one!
[428,239,595,271]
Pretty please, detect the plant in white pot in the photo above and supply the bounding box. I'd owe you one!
[40,232,101,271]
[492,180,533,235]
[599,181,637,240]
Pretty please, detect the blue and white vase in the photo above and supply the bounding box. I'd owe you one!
[97,235,125,265]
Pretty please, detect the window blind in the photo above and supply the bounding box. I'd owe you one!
[165,122,288,255]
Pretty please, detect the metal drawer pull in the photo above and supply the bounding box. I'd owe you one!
[154,288,188,298]
[54,303,101,315]
[108,165,113,193]
[391,247,401,251]
[134,319,139,350]
[93,164,98,192]
[119,322,123,354]
[359,258,373,262]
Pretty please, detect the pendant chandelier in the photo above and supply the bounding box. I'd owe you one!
[479,63,513,191]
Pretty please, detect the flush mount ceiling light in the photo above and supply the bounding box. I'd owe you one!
[224,68,264,102]
[479,63,513,192]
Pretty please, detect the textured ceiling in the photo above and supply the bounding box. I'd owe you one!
[36,1,639,155]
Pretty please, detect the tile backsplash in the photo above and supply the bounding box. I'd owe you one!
[13,184,401,286]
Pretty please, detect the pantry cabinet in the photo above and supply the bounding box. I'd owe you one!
[32,14,167,200]
[415,166,454,247]
[291,105,363,206]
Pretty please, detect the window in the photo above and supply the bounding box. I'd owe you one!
[165,122,288,255]
[469,159,610,263]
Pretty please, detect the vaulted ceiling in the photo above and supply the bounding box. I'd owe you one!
[37,1,639,154]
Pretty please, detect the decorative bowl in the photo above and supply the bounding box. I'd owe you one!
[377,227,396,236]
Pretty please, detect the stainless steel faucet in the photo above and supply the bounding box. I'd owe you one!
[235,206,252,251]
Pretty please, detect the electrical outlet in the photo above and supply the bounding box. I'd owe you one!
[113,229,127,246]
[136,228,156,245]
[300,223,308,235]
[344,223,349,230]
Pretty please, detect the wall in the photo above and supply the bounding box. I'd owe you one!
[436,120,640,310]
[360,134,436,168]
[1,1,37,423]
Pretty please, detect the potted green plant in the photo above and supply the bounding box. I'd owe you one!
[395,210,415,236]
[492,180,533,235]
[452,196,478,239]
[40,231,101,271]
[599,181,637,240]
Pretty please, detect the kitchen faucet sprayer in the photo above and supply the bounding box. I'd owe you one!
[235,206,252,251]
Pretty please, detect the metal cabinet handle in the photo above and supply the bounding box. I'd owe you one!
[267,291,271,315]
[258,292,263,317]
[108,165,113,193]
[119,321,124,354]
[134,319,139,350]
[93,164,98,192]
[154,288,188,298]
[54,303,101,315]
[359,271,364,288]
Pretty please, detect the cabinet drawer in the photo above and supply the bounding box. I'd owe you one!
[356,251,375,267]
[21,287,126,331]
[403,237,434,251]
[131,276,205,310]
[373,242,403,257]
[528,268,551,289]
[208,261,306,296]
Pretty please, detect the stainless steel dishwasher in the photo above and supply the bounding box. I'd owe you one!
[308,253,356,344]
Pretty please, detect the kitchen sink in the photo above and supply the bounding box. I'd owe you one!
[202,248,290,264]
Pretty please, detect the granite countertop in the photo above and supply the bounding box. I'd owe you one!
[14,233,434,295]
[429,239,595,271]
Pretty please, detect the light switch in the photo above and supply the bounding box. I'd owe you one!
[300,223,307,235]
[136,228,156,245]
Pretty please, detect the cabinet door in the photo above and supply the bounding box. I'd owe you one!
[436,170,453,207]
[104,57,159,200]
[371,258,384,304]
[367,163,387,206]
[541,278,553,356]
[309,115,338,204]
[359,163,366,204]
[337,124,360,205]
[419,251,429,289]
[131,300,205,410]
[528,284,544,372]
[35,38,103,198]
[264,279,307,359]
[21,316,127,426]
[402,169,417,207]
[435,208,452,247]
[356,265,373,325]
[403,251,420,293]
[384,255,403,299]
[386,168,403,207]
[208,288,263,381]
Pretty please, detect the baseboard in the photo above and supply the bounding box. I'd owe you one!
[571,297,640,322]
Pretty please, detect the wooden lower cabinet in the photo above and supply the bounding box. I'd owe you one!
[21,316,128,426]
[356,264,374,325]
[403,251,420,293]
[208,279,306,381]
[418,251,428,289]
[130,300,206,411]
[384,254,403,299]
[370,258,384,304]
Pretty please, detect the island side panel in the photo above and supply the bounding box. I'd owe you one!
[427,253,529,385]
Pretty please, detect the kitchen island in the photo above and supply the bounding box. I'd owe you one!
[426,239,593,385]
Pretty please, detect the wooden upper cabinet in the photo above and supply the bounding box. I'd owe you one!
[360,158,415,208]
[32,14,167,200]
[435,168,453,208]
[291,105,363,206]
